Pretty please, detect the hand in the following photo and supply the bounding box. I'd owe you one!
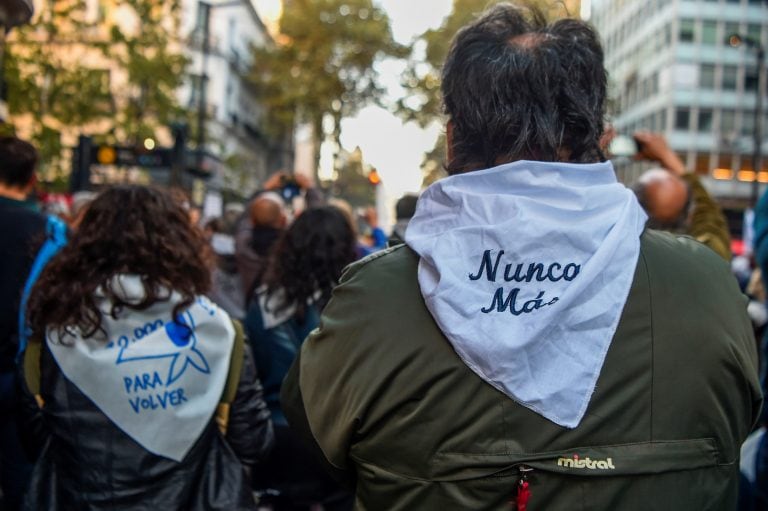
[633,131,686,176]
[262,171,288,191]
[292,172,313,190]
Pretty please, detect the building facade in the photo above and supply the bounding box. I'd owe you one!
[590,0,767,207]
[180,0,293,197]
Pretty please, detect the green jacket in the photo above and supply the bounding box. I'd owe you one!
[681,173,732,262]
[282,230,761,510]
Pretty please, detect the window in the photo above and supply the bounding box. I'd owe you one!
[722,65,738,90]
[743,112,756,136]
[722,109,736,132]
[746,67,759,91]
[676,108,691,130]
[679,19,695,43]
[700,64,716,88]
[725,22,740,41]
[702,21,718,45]
[699,109,714,132]
[747,23,762,43]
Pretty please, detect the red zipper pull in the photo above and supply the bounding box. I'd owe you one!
[515,466,533,511]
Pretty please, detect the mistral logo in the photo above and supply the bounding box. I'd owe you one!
[557,454,616,470]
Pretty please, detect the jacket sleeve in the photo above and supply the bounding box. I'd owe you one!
[681,173,731,261]
[282,351,355,488]
[226,344,274,466]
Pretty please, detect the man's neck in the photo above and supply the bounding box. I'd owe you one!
[0,183,30,201]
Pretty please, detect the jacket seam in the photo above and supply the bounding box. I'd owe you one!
[436,437,719,456]
[640,244,654,442]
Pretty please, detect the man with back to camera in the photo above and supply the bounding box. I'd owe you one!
[0,136,46,510]
[281,4,761,510]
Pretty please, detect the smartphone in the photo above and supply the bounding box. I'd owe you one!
[608,135,640,158]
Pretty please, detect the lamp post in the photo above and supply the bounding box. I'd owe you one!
[729,33,765,206]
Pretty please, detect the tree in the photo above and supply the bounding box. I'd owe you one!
[398,0,581,187]
[106,0,189,144]
[331,146,376,207]
[3,0,188,182]
[251,0,406,173]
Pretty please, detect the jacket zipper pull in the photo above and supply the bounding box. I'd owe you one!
[516,465,533,511]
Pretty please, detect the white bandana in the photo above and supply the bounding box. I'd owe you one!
[405,160,647,428]
[47,275,234,461]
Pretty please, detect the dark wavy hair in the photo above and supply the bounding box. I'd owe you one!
[442,3,607,174]
[260,206,357,322]
[27,185,213,340]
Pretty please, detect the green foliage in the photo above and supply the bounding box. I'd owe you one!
[331,147,375,207]
[107,0,189,143]
[3,0,188,176]
[400,0,580,186]
[251,0,406,148]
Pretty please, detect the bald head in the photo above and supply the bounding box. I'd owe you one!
[250,193,287,229]
[636,169,690,227]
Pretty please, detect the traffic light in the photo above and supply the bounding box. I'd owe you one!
[368,168,381,186]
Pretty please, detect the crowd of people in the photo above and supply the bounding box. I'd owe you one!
[0,3,767,510]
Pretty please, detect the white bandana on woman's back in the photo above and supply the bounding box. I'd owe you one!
[406,160,647,428]
[47,275,234,462]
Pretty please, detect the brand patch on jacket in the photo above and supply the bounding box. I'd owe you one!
[48,275,234,462]
[406,160,648,429]
[557,454,616,470]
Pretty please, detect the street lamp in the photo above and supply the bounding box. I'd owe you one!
[729,33,765,206]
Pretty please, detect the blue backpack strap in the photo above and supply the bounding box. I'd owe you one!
[17,215,68,359]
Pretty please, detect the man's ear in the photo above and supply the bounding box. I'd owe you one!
[446,121,454,166]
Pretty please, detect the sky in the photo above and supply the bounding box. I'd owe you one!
[253,0,454,199]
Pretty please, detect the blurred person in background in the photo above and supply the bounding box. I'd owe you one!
[69,191,96,229]
[281,5,759,509]
[632,131,731,261]
[19,185,273,510]
[206,216,247,321]
[236,192,289,301]
[245,206,356,511]
[0,136,45,510]
[388,194,419,246]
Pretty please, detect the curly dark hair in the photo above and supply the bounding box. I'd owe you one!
[27,185,213,340]
[442,3,607,174]
[260,206,357,322]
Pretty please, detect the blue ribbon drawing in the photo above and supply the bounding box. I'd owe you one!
[116,311,210,385]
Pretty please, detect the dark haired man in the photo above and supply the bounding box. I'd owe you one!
[282,5,760,509]
[0,136,45,510]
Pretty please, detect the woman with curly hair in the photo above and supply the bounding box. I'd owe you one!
[19,185,273,511]
[245,206,357,510]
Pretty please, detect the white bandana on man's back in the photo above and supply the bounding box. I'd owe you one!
[47,275,234,462]
[405,160,647,428]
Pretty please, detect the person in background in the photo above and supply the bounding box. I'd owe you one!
[356,206,388,257]
[206,216,247,321]
[633,131,731,261]
[281,5,759,509]
[236,192,288,301]
[245,206,356,510]
[20,185,273,510]
[69,191,96,229]
[0,136,45,511]
[389,194,419,246]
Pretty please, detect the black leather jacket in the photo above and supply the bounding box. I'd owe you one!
[17,341,273,510]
